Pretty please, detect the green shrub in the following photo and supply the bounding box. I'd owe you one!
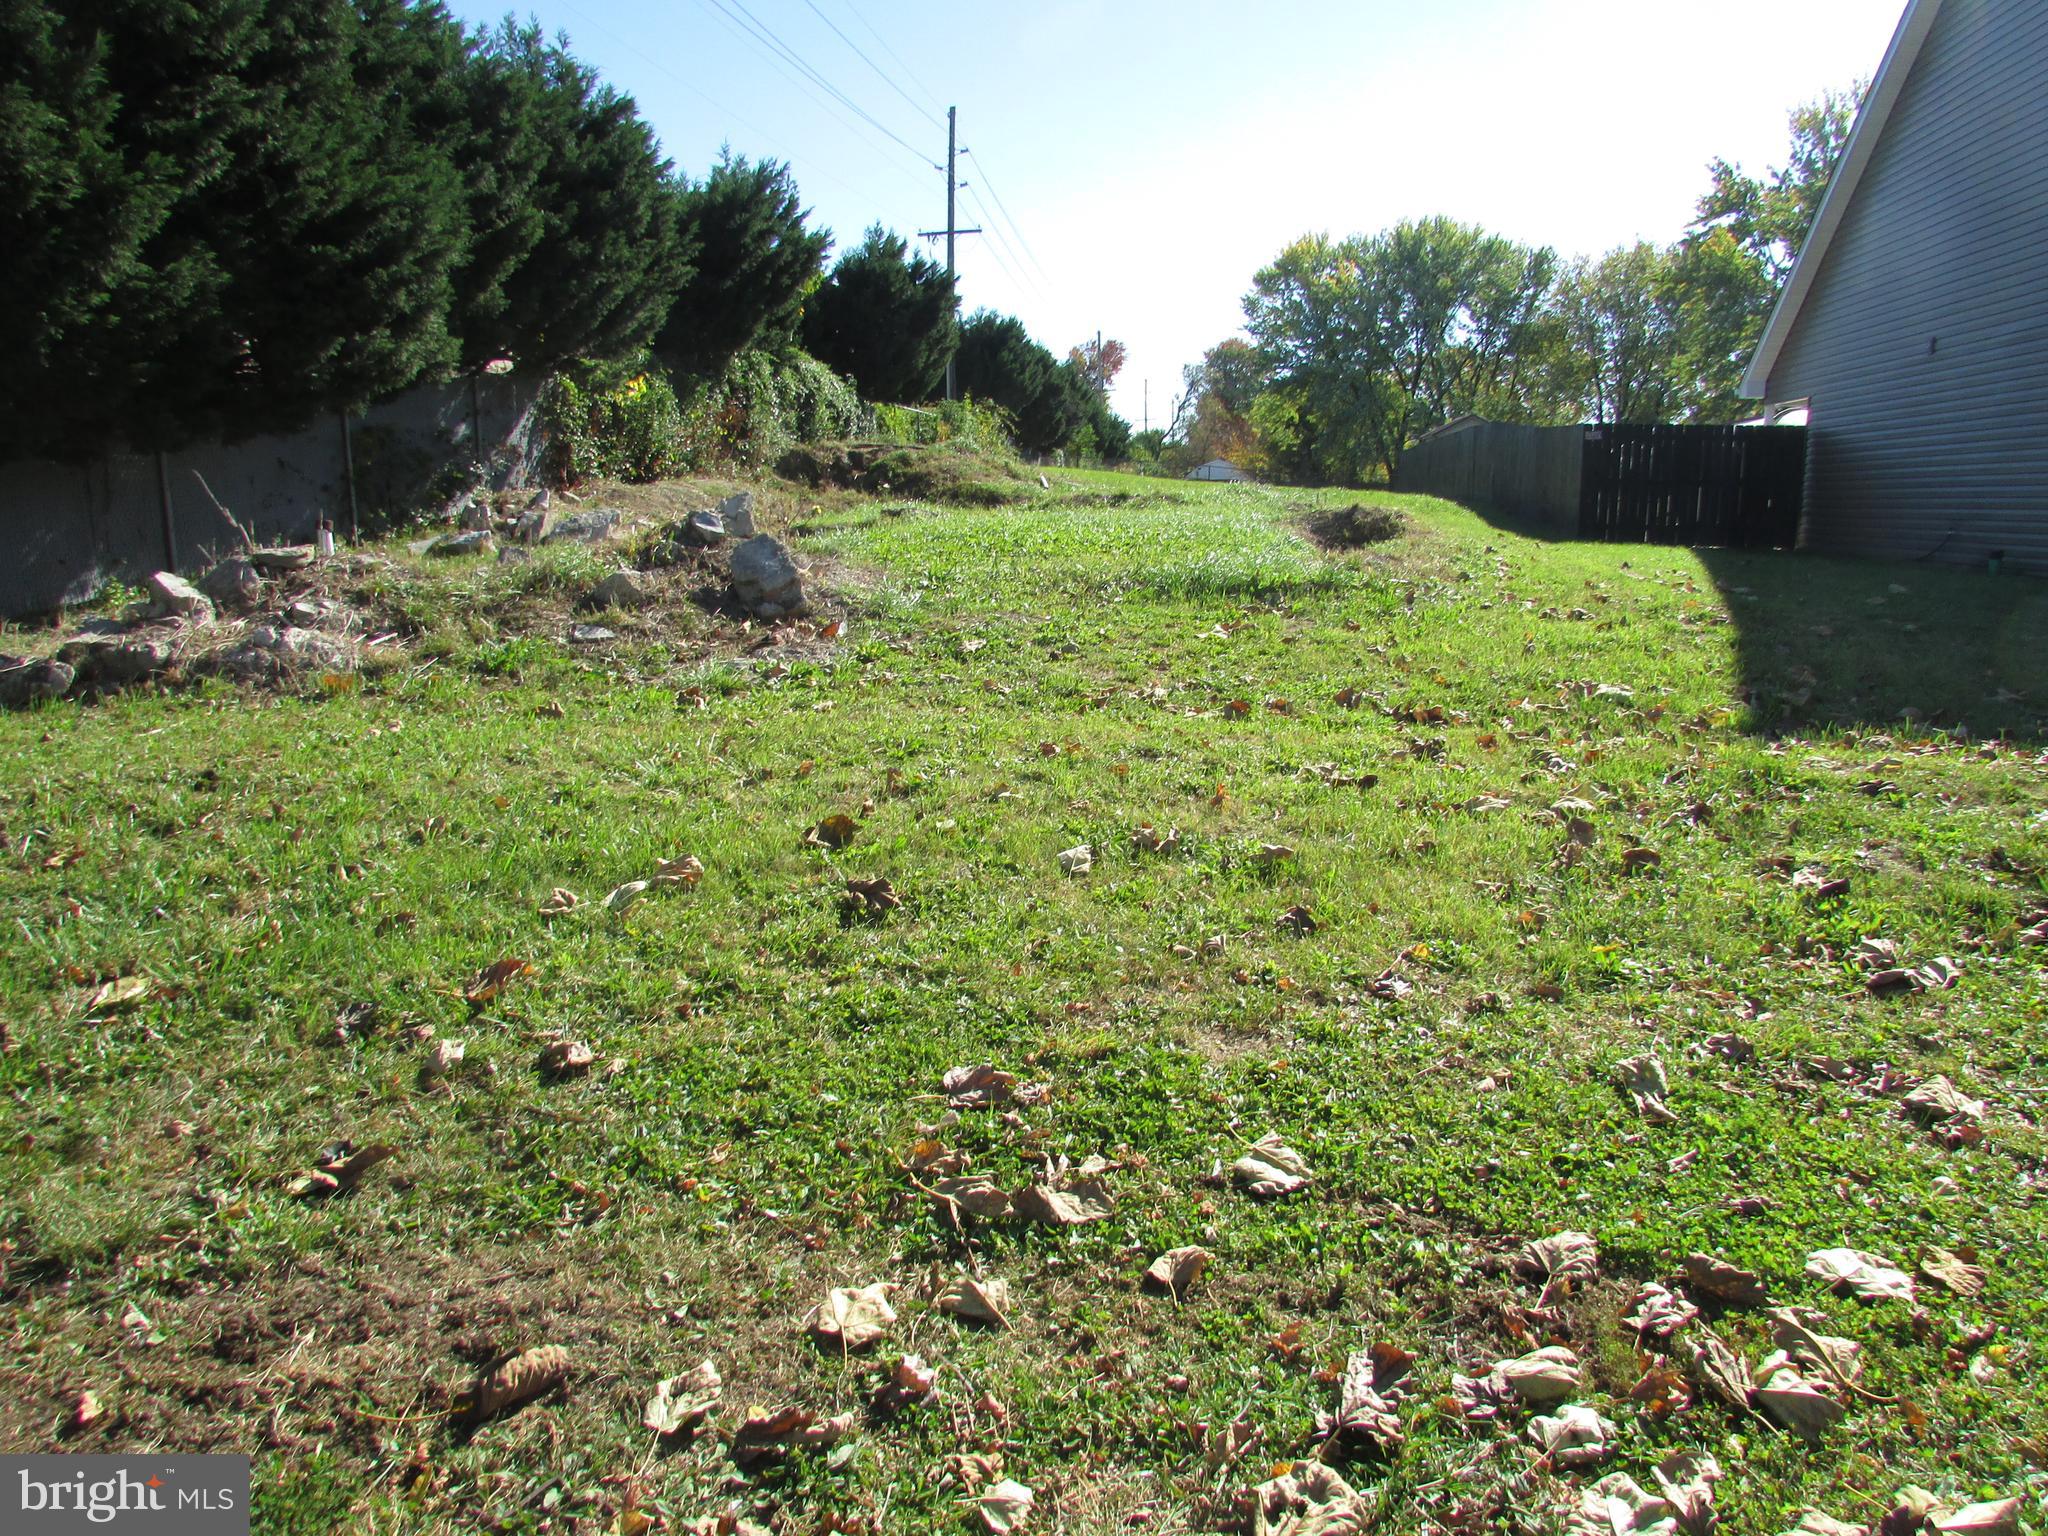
[870,397,1012,454]
[678,348,864,468]
[542,355,687,485]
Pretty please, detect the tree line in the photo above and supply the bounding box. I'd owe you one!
[1164,89,1861,485]
[2,0,1128,467]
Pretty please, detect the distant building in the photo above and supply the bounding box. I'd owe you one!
[1742,0,2048,571]
[1187,459,1252,482]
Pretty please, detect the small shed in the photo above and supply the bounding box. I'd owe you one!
[1187,459,1251,482]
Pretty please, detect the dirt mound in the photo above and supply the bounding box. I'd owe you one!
[1308,502,1408,548]
[776,441,1030,506]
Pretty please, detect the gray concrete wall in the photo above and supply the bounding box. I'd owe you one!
[0,372,547,617]
[1392,421,1583,534]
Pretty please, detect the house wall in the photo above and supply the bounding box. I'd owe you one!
[0,372,546,618]
[1766,0,2048,573]
[1391,421,1583,535]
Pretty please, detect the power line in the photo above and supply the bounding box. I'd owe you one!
[835,0,946,119]
[704,0,938,173]
[962,184,1043,302]
[799,0,942,131]
[966,154,1051,287]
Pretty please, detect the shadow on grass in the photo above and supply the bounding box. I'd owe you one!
[1458,502,2048,743]
[1694,546,2048,743]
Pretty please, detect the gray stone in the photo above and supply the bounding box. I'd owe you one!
[459,497,493,531]
[429,529,493,557]
[57,635,172,687]
[729,534,807,618]
[685,510,726,547]
[497,546,533,566]
[717,492,757,538]
[585,570,655,611]
[199,556,263,610]
[544,508,622,545]
[212,624,347,683]
[248,546,314,572]
[147,571,212,621]
[512,501,553,544]
[0,657,75,706]
[283,597,352,632]
[568,623,617,644]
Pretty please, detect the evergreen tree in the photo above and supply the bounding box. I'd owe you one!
[952,311,1078,454]
[800,226,957,403]
[481,20,692,371]
[659,152,829,377]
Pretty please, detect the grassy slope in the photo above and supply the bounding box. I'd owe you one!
[1,471,2044,1534]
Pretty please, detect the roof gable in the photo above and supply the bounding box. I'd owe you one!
[1740,0,1946,397]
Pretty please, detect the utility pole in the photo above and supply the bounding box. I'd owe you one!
[1143,380,1149,435]
[919,105,980,402]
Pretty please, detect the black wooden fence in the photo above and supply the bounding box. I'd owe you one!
[1578,423,1806,547]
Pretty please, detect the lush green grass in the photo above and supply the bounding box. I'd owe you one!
[2,470,2045,1534]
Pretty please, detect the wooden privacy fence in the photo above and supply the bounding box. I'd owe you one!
[1393,418,1807,548]
[1578,423,1805,547]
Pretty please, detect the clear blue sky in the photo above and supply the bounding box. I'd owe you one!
[448,0,1908,426]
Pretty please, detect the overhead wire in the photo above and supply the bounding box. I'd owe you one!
[962,184,1044,302]
[965,154,1052,288]
[798,0,942,131]
[835,0,947,119]
[703,0,938,173]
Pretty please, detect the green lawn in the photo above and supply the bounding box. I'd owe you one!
[2,470,2044,1535]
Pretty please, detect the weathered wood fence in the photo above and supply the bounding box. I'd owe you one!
[1392,418,1807,549]
[1579,424,1805,547]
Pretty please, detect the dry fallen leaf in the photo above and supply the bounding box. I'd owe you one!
[1569,1475,1675,1536]
[1056,843,1093,876]
[1130,823,1181,855]
[88,976,152,1012]
[804,813,860,850]
[1625,1283,1700,1340]
[1520,1231,1600,1296]
[1681,1253,1767,1306]
[872,1353,938,1414]
[943,1064,1020,1108]
[1918,1247,1987,1297]
[1232,1134,1312,1198]
[730,1405,853,1465]
[1143,1246,1211,1299]
[1686,1330,1754,1411]
[1653,1452,1722,1536]
[1498,1345,1582,1405]
[936,1272,1013,1327]
[604,880,652,914]
[1621,846,1663,874]
[1529,1403,1618,1468]
[464,957,529,1008]
[1779,1512,1866,1536]
[1275,904,1318,935]
[652,855,704,886]
[1753,1360,1844,1439]
[842,875,902,915]
[1767,1308,1864,1389]
[422,1038,466,1079]
[643,1360,720,1437]
[977,1479,1034,1535]
[1318,1341,1413,1454]
[538,887,580,916]
[287,1141,397,1199]
[931,1174,1013,1221]
[1013,1179,1114,1227]
[538,1039,595,1077]
[812,1282,897,1352]
[70,1390,105,1430]
[1248,1462,1375,1536]
[1903,1075,1985,1126]
[1614,1054,1678,1122]
[1927,1498,2022,1535]
[473,1344,570,1420]
[1807,1247,1916,1303]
